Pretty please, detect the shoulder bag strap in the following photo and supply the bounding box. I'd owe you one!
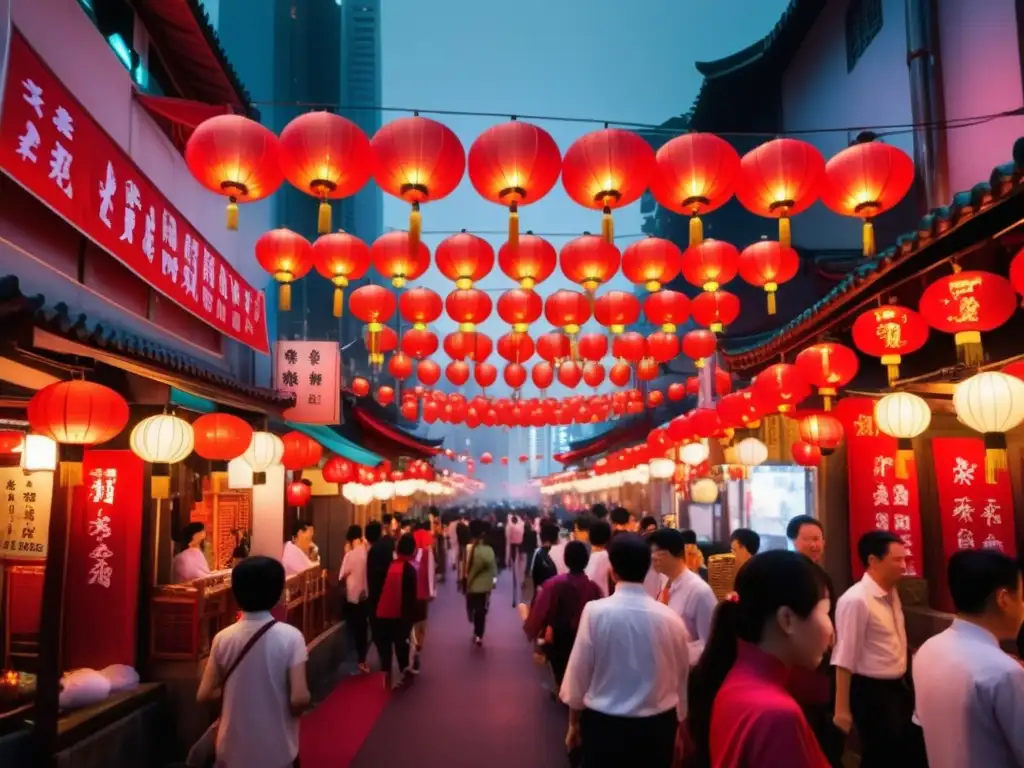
[221,619,277,688]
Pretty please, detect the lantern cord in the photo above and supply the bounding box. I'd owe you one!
[387,227,647,239]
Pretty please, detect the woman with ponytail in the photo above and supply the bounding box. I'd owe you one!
[688,550,833,768]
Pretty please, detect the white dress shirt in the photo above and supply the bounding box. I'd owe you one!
[560,583,690,719]
[832,573,907,679]
[913,619,1024,768]
[585,549,612,597]
[281,540,316,577]
[338,545,368,604]
[551,541,568,575]
[659,568,717,663]
[643,565,662,599]
[173,546,211,583]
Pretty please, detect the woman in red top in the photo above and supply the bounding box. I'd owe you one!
[374,533,418,690]
[688,550,833,768]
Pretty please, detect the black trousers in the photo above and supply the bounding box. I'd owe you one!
[466,592,489,638]
[580,708,676,768]
[850,674,927,768]
[372,618,411,676]
[344,599,369,664]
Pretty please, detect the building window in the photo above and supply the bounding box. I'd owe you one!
[846,0,882,72]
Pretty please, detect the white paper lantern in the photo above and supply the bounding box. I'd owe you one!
[735,437,768,468]
[649,457,676,479]
[227,457,254,490]
[875,392,931,440]
[424,481,444,496]
[690,477,719,504]
[680,442,710,466]
[20,434,56,472]
[953,371,1024,483]
[343,483,373,505]
[242,431,284,478]
[130,414,194,465]
[372,481,395,501]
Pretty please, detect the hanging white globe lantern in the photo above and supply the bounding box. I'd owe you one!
[680,442,710,466]
[343,483,373,506]
[372,481,395,501]
[735,437,768,477]
[649,457,676,479]
[130,414,194,465]
[875,391,931,479]
[953,371,1024,483]
[242,431,284,484]
[690,477,719,504]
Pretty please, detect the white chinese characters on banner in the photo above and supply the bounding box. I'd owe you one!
[86,467,117,588]
[18,76,74,199]
[275,341,342,425]
[870,453,918,575]
[0,467,53,559]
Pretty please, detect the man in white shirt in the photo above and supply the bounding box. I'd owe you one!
[913,549,1024,768]
[338,524,370,673]
[833,530,921,768]
[585,520,613,596]
[561,534,688,768]
[281,521,317,577]
[552,516,591,575]
[649,527,717,663]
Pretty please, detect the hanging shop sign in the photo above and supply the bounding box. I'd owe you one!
[834,397,924,580]
[274,341,341,424]
[0,30,270,353]
[64,449,144,670]
[0,466,53,560]
[930,436,1017,611]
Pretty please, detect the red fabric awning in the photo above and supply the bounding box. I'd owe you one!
[554,417,653,465]
[353,407,443,458]
[134,92,235,152]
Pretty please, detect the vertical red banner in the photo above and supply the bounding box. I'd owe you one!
[64,450,144,671]
[833,398,924,579]
[930,437,1017,610]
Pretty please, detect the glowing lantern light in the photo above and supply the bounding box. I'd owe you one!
[279,111,372,234]
[504,363,528,389]
[446,361,470,386]
[918,269,1017,366]
[680,442,710,466]
[792,441,822,467]
[417,359,441,386]
[281,431,323,471]
[21,435,57,472]
[798,413,844,456]
[559,234,621,293]
[371,230,431,288]
[497,288,542,333]
[582,362,605,389]
[875,392,930,479]
[737,138,825,248]
[544,290,591,350]
[185,115,283,230]
[475,362,498,389]
[27,381,129,445]
[532,362,555,390]
[609,362,631,387]
[561,128,655,243]
[287,480,312,508]
[681,329,717,369]
[480,452,494,465]
[351,377,371,397]
[445,288,492,332]
[953,371,1024,483]
[667,382,686,401]
[691,290,740,334]
[650,132,740,246]
[643,290,690,333]
[649,457,676,479]
[443,331,493,362]
[349,284,396,363]
[322,456,354,484]
[312,232,371,317]
[243,432,284,486]
[612,332,646,363]
[402,329,439,360]
[735,437,769,475]
[737,238,800,315]
[130,414,194,466]
[690,477,719,504]
[646,331,679,363]
[795,342,860,410]
[467,120,561,247]
[621,236,682,292]
[822,140,914,256]
[594,291,642,335]
[681,239,739,292]
[435,231,495,288]
[399,287,443,330]
[636,358,660,382]
[558,361,583,388]
[577,333,608,362]
[753,363,811,414]
[388,352,414,381]
[255,229,313,311]
[851,304,929,384]
[371,116,465,255]
[498,233,557,290]
[497,332,535,364]
[717,390,764,430]
[192,413,253,462]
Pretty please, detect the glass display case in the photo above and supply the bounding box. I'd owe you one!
[727,465,817,551]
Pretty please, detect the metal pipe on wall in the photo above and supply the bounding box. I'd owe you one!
[906,0,950,210]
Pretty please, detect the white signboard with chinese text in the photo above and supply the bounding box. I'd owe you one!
[274,341,341,425]
[0,467,53,560]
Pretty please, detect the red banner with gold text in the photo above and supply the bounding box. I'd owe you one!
[833,397,924,580]
[63,450,144,671]
[931,436,1017,611]
[0,30,269,353]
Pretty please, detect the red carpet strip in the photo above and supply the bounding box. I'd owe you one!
[299,670,391,767]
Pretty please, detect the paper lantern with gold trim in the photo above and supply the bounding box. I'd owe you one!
[621,236,682,292]
[435,231,495,288]
[498,233,557,290]
[287,480,312,508]
[953,371,1024,484]
[795,343,859,411]
[738,238,800,315]
[255,229,313,311]
[371,230,431,289]
[312,232,371,317]
[559,234,621,293]
[28,381,129,446]
[851,304,929,385]
[594,291,642,335]
[919,269,1017,366]
[281,431,323,471]
[792,441,822,467]
[192,413,253,462]
[874,392,930,480]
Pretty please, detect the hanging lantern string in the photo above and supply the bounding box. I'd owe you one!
[385,227,646,239]
[246,100,1022,140]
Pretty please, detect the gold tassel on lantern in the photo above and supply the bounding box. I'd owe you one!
[332,286,344,318]
[226,197,239,230]
[318,200,331,235]
[778,216,791,249]
[409,202,422,253]
[862,219,875,257]
[882,355,901,385]
[984,433,1008,485]
[765,283,778,315]
[819,388,835,412]
[689,215,703,247]
[955,331,984,367]
[895,438,913,480]
[509,202,520,251]
[275,272,294,311]
[601,205,614,244]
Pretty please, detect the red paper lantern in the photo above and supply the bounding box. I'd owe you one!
[350,377,371,397]
[27,381,129,445]
[255,229,313,311]
[322,456,354,484]
[753,363,811,414]
[185,115,283,230]
[504,363,528,389]
[192,413,253,461]
[561,128,654,243]
[376,386,395,406]
[650,132,740,246]
[446,361,470,386]
[577,333,608,362]
[445,288,492,332]
[646,331,679,363]
[681,329,717,368]
[689,407,722,439]
[371,116,465,254]
[279,112,372,234]
[799,413,844,456]
[435,231,495,288]
[468,120,561,246]
[443,331,492,362]
[388,352,413,381]
[636,358,660,382]
[822,140,914,256]
[612,331,646,363]
[681,239,739,292]
[475,362,498,388]
[281,431,323,471]
[498,233,557,290]
[312,232,371,318]
[537,333,571,363]
[737,138,825,247]
[417,359,441,386]
[532,362,555,389]
[667,382,686,401]
[621,236,682,292]
[594,291,642,334]
[851,304,929,384]
[582,362,605,388]
[918,269,1017,366]
[287,480,312,508]
[399,287,443,329]
[350,284,396,361]
[648,390,664,407]
[479,452,494,465]
[558,361,583,388]
[717,390,764,429]
[559,234,621,293]
[371,230,431,288]
[544,290,591,335]
[401,329,438,359]
[400,400,419,421]
[795,343,860,410]
[497,332,535,364]
[738,238,800,315]
[609,362,631,387]
[643,290,691,333]
[497,288,542,333]
[791,441,822,467]
[691,290,740,333]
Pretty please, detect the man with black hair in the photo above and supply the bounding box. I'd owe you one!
[374,533,419,689]
[609,506,631,534]
[553,515,592,575]
[455,515,471,589]
[913,550,1024,767]
[787,514,825,565]
[367,518,396,615]
[729,528,760,568]
[585,520,613,597]
[639,515,658,534]
[531,521,560,601]
[649,528,717,663]
[679,529,708,582]
[521,513,538,580]
[590,503,609,521]
[561,534,689,768]
[833,530,916,768]
[282,520,317,577]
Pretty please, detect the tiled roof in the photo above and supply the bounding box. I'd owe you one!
[0,275,292,408]
[721,156,1024,373]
